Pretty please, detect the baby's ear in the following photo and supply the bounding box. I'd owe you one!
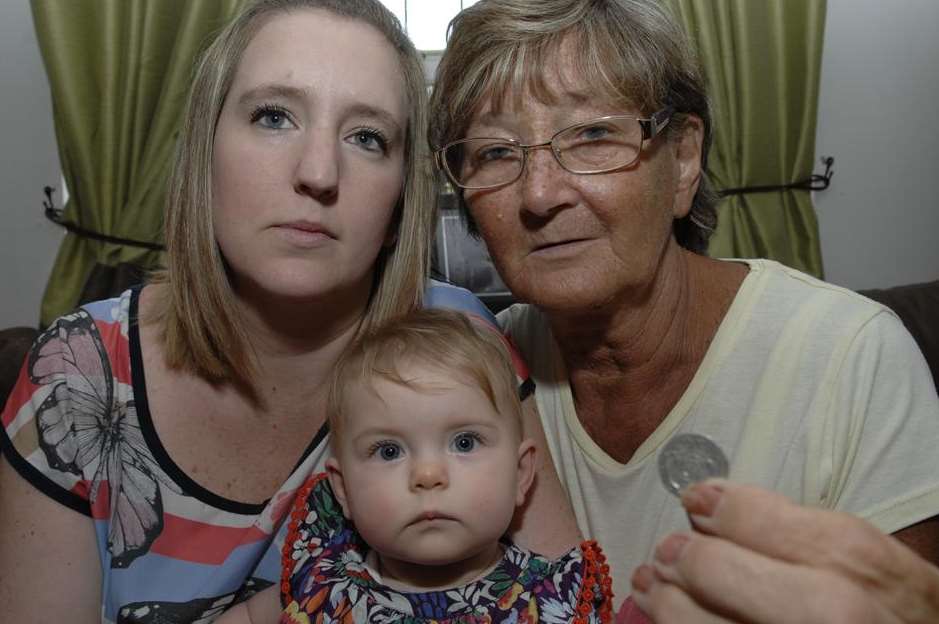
[515,438,537,507]
[325,457,352,519]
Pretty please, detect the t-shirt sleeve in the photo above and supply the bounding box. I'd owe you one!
[824,309,939,532]
[0,310,109,516]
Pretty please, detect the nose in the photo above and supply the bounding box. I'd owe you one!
[518,145,577,219]
[410,457,448,491]
[293,130,339,202]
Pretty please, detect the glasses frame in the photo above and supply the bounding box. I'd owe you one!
[436,106,674,190]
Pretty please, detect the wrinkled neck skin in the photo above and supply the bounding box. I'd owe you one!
[547,243,745,459]
[549,243,696,372]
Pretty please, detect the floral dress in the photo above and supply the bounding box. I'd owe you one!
[279,474,614,623]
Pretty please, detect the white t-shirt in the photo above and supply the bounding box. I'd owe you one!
[498,259,939,601]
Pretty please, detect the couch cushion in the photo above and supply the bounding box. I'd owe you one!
[859,280,939,388]
[0,327,38,412]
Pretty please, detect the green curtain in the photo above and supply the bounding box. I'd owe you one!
[31,0,247,327]
[664,0,827,277]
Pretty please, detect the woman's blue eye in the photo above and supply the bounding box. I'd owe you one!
[377,442,401,461]
[476,144,517,162]
[351,128,388,153]
[579,125,612,141]
[251,105,292,129]
[451,432,481,453]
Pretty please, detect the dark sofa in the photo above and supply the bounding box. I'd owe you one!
[858,280,939,387]
[0,326,39,411]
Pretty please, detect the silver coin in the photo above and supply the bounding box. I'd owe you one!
[658,433,729,496]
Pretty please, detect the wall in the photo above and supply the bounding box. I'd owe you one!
[814,0,939,290]
[0,1,61,329]
[1,1,938,330]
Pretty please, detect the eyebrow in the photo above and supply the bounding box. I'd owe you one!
[237,83,403,135]
[351,426,398,441]
[237,83,307,106]
[350,419,502,442]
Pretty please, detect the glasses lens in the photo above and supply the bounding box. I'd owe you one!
[445,139,522,188]
[555,118,642,172]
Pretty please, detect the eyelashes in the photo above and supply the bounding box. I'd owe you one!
[250,103,293,129]
[247,104,392,154]
[364,431,488,460]
[351,126,391,154]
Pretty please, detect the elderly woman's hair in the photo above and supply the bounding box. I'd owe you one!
[326,308,523,446]
[429,0,716,253]
[148,0,434,393]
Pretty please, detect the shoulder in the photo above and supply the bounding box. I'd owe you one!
[0,289,140,517]
[495,303,535,333]
[732,259,904,341]
[742,259,890,315]
[424,279,497,324]
[496,303,554,365]
[78,288,136,325]
[7,288,136,411]
[732,260,930,393]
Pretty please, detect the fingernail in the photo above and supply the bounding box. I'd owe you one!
[631,564,655,593]
[681,480,724,518]
[655,533,689,565]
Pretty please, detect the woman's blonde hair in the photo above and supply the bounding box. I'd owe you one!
[149,0,435,391]
[327,309,523,446]
[429,0,715,253]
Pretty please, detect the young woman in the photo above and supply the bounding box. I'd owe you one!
[1,1,445,621]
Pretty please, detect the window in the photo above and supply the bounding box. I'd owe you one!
[380,0,478,51]
[381,0,511,311]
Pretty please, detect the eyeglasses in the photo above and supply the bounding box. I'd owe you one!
[436,106,673,190]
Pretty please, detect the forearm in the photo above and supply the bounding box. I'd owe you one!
[216,585,281,624]
[216,602,252,624]
[0,455,101,621]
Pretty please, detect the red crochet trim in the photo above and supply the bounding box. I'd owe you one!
[280,472,329,605]
[573,539,614,623]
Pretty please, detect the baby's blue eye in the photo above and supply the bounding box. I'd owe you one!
[378,442,401,461]
[451,432,480,453]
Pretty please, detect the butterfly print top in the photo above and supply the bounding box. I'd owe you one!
[279,474,614,624]
[0,288,328,623]
[1,281,521,624]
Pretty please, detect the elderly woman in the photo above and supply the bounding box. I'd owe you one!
[429,0,939,621]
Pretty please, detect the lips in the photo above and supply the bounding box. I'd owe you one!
[272,220,337,247]
[411,510,456,524]
[532,237,589,252]
[276,220,335,237]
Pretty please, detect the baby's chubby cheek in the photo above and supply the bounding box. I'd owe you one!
[348,480,400,519]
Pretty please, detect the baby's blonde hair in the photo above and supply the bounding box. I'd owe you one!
[327,309,522,446]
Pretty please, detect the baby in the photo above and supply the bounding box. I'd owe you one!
[220,309,613,623]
